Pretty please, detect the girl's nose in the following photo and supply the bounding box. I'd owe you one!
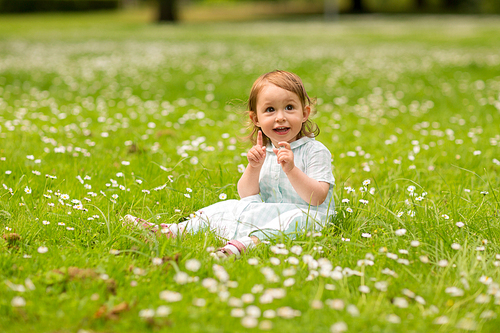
[276,110,286,122]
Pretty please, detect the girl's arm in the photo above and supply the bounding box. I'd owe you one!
[273,141,330,206]
[238,131,266,198]
[237,164,262,198]
[284,167,330,206]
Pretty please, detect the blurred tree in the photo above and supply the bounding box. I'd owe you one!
[444,0,460,9]
[158,0,177,21]
[351,0,365,13]
[442,0,480,12]
[324,0,339,20]
[415,0,426,10]
[0,0,119,13]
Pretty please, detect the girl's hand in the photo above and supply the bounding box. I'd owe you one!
[247,130,266,168]
[273,141,294,174]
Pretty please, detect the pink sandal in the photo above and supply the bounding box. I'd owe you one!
[159,223,185,238]
[212,237,256,259]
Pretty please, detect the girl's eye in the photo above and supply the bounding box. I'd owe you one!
[285,105,294,110]
[265,107,274,112]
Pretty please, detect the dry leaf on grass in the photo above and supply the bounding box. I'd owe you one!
[94,302,130,320]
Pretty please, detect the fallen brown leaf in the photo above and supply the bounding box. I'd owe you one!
[2,233,21,244]
[68,267,97,280]
[110,301,129,314]
[162,253,181,263]
[94,302,130,321]
[106,278,117,295]
[94,305,107,319]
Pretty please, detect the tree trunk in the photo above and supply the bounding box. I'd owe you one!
[324,0,339,20]
[158,0,177,22]
[415,0,426,10]
[443,0,460,10]
[352,0,365,13]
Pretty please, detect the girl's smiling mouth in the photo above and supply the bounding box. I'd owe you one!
[273,126,290,134]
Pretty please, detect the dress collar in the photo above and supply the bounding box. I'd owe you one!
[266,136,313,152]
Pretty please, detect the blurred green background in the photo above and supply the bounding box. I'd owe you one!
[1,0,499,22]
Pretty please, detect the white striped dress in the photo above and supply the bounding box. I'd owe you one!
[179,136,335,241]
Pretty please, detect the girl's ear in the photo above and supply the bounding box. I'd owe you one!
[249,112,259,126]
[302,105,311,123]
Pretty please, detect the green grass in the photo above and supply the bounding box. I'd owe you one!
[1,9,500,333]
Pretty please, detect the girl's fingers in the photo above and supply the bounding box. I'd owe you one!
[275,151,283,164]
[276,150,292,165]
[257,130,263,147]
[273,149,281,162]
[247,151,256,162]
[255,147,264,160]
[277,141,291,150]
[248,146,266,164]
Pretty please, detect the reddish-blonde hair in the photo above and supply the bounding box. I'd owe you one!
[247,70,319,145]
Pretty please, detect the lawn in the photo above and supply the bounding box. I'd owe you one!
[1,9,500,333]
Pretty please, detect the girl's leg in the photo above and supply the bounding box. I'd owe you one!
[177,203,241,240]
[122,201,238,239]
[123,215,183,238]
[123,214,155,229]
[247,209,320,241]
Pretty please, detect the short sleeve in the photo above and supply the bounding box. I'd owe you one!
[304,143,335,186]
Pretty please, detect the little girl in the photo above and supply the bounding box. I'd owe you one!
[124,70,335,258]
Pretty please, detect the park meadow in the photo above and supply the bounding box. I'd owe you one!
[1,9,500,333]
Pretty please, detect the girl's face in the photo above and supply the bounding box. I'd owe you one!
[250,83,311,147]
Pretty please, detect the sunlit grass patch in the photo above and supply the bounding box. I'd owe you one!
[1,12,500,333]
